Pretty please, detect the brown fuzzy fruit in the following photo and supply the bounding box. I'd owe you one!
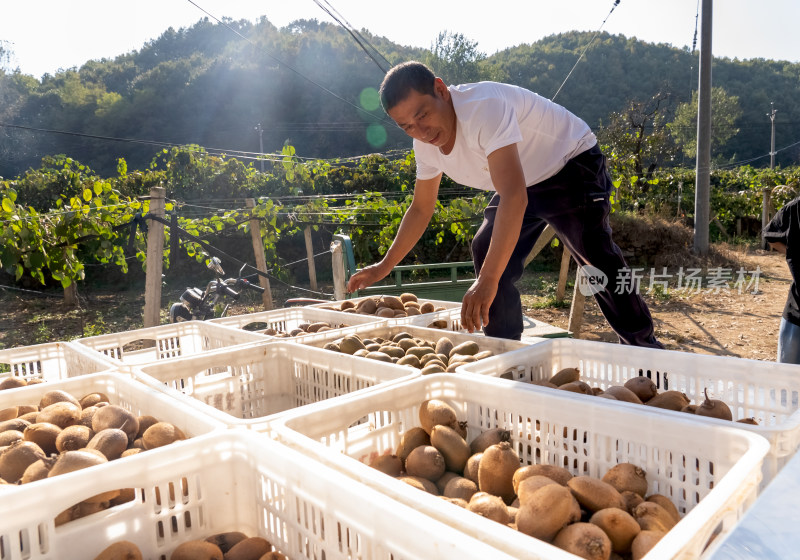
[398,475,439,494]
[602,463,648,497]
[204,532,248,554]
[87,428,129,460]
[553,522,613,560]
[224,537,271,560]
[467,492,511,525]
[633,501,678,533]
[695,388,733,421]
[646,494,681,524]
[464,453,482,485]
[405,445,446,481]
[631,530,665,560]
[516,475,560,505]
[737,417,759,425]
[93,540,143,560]
[443,476,478,502]
[512,464,573,493]
[516,484,581,542]
[36,402,81,429]
[621,490,645,515]
[0,377,27,390]
[548,367,581,387]
[431,424,471,473]
[23,423,62,456]
[170,540,223,560]
[142,422,185,450]
[418,399,458,435]
[396,427,430,463]
[478,442,520,505]
[559,381,594,395]
[92,405,139,442]
[56,425,93,453]
[645,391,690,411]
[623,377,658,402]
[567,476,626,513]
[369,454,403,477]
[39,390,81,409]
[0,440,46,483]
[590,507,641,553]
[602,386,644,405]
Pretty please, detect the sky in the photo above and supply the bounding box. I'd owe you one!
[1,0,799,79]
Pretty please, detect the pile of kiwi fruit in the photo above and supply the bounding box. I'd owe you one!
[0,388,188,525]
[261,320,341,338]
[94,533,286,560]
[513,366,757,425]
[317,293,449,327]
[319,331,496,374]
[367,398,684,560]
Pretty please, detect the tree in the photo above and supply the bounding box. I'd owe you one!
[597,92,678,200]
[668,86,743,160]
[425,31,487,85]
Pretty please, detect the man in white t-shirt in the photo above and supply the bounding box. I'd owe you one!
[347,61,661,347]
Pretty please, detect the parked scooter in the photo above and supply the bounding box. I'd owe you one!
[169,257,265,322]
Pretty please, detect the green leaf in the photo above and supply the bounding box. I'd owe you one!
[1,198,14,213]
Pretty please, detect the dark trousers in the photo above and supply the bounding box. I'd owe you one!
[471,144,662,348]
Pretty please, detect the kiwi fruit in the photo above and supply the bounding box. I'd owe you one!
[224,537,271,560]
[0,377,28,390]
[93,541,143,560]
[0,418,31,433]
[398,475,439,495]
[418,399,458,434]
[646,494,681,524]
[37,402,81,429]
[39,390,80,409]
[559,381,594,395]
[0,440,47,483]
[621,490,645,515]
[443,476,478,502]
[87,428,129,460]
[369,454,403,477]
[602,386,644,405]
[516,484,581,542]
[431,424,471,473]
[21,456,56,484]
[633,501,677,533]
[121,448,142,458]
[170,540,223,560]
[645,390,690,411]
[23,423,62,456]
[356,298,378,314]
[204,532,248,554]
[695,388,733,421]
[468,427,511,455]
[681,404,698,414]
[405,445,446,481]
[135,415,159,439]
[142,422,185,450]
[48,449,107,477]
[449,341,480,359]
[737,417,759,425]
[623,377,658,402]
[467,492,511,525]
[92,405,139,442]
[548,367,581,387]
[602,463,648,497]
[396,355,422,368]
[435,471,461,494]
[0,430,23,447]
[0,406,18,422]
[516,475,560,504]
[434,337,454,358]
[631,530,665,560]
[553,522,613,560]
[513,464,573,492]
[478,441,520,505]
[464,452,482,485]
[590,508,641,553]
[567,476,626,513]
[339,335,367,355]
[396,427,430,462]
[421,363,446,375]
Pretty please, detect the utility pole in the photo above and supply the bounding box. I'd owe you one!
[693,0,713,256]
[255,123,264,172]
[769,103,777,169]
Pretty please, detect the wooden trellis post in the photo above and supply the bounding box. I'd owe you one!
[304,225,318,291]
[143,186,165,327]
[246,198,273,310]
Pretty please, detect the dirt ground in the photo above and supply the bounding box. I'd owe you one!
[0,244,793,364]
[523,247,790,361]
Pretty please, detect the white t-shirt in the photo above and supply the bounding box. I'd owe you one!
[414,82,597,190]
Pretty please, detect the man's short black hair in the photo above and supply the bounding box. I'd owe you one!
[379,61,436,112]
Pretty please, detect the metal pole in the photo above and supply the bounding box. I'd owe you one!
[769,103,777,170]
[255,123,265,172]
[693,0,713,255]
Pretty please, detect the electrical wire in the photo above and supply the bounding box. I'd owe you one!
[552,0,621,101]
[312,0,390,73]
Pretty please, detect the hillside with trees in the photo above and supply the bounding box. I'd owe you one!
[1,17,798,180]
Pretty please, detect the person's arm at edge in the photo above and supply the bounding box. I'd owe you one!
[346,173,442,292]
[461,144,528,332]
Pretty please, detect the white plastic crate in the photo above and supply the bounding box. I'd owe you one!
[0,371,223,438]
[297,323,538,369]
[0,341,117,382]
[0,430,517,560]
[458,337,800,486]
[209,305,387,337]
[75,320,266,370]
[273,374,769,560]
[134,341,418,432]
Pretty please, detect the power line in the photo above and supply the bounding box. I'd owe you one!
[552,0,621,101]
[312,0,390,73]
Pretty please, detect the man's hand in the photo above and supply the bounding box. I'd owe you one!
[347,262,390,293]
[461,277,498,333]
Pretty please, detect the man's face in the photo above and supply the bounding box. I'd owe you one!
[387,78,456,153]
